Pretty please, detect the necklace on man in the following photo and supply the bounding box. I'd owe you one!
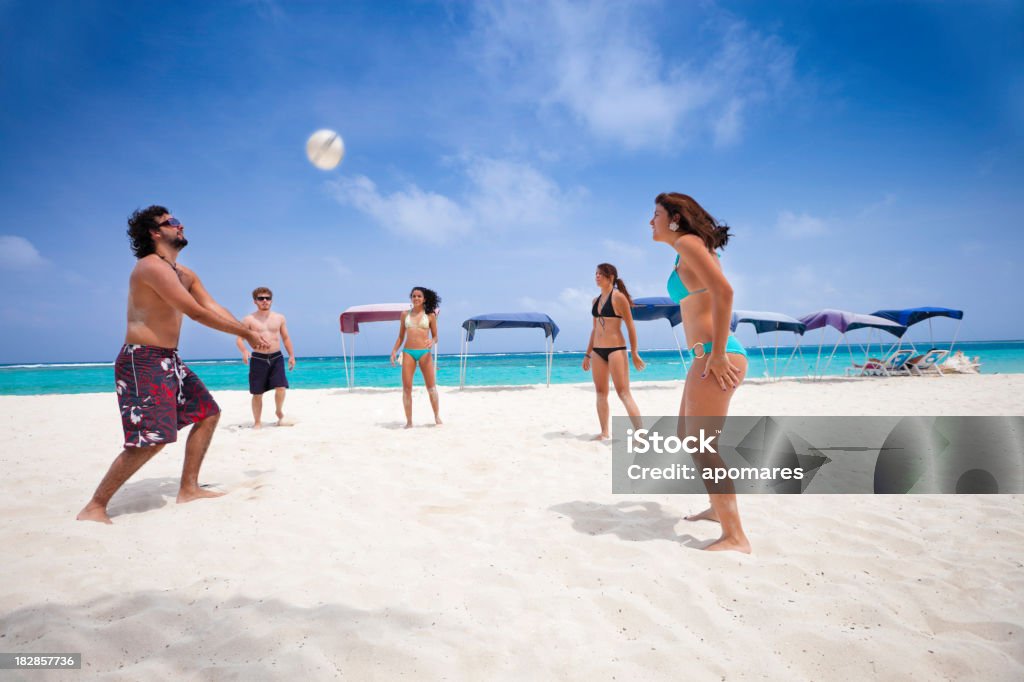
[157,254,178,273]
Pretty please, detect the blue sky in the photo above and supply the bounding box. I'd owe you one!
[0,0,1021,364]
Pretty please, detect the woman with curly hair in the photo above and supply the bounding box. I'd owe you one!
[390,287,442,428]
[651,192,750,553]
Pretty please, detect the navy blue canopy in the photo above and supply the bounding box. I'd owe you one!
[731,310,807,335]
[462,313,560,342]
[871,307,964,327]
[630,297,682,327]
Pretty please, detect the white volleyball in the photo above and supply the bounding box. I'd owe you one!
[305,129,345,170]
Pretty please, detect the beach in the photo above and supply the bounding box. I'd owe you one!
[2,374,1023,680]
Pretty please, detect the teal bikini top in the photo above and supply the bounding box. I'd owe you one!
[667,254,710,303]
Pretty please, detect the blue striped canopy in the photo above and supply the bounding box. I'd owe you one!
[871,307,964,327]
[462,313,560,342]
[731,310,807,335]
[630,297,682,327]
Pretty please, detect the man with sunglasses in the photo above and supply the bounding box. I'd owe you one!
[236,287,296,428]
[77,205,273,524]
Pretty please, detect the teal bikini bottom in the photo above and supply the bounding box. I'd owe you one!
[403,348,431,361]
[686,336,748,358]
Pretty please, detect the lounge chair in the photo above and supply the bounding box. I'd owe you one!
[845,349,915,377]
[907,349,949,377]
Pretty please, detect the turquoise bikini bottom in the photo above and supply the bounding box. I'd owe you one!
[403,348,431,361]
[686,336,748,358]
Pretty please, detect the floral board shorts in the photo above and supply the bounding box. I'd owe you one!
[114,344,220,448]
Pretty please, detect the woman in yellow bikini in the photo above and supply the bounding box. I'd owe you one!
[652,192,750,553]
[390,287,442,428]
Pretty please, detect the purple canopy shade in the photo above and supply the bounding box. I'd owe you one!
[339,303,411,334]
[798,309,907,337]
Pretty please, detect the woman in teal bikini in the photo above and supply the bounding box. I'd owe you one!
[652,192,751,553]
[390,287,442,428]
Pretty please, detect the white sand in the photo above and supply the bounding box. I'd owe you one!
[1,375,1022,680]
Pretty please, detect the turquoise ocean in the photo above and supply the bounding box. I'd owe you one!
[1,341,1023,396]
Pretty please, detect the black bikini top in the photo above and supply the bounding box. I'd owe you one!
[592,290,621,318]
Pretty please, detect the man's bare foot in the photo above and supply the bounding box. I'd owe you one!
[253,422,262,430]
[434,416,443,426]
[276,410,285,422]
[684,507,720,523]
[176,486,227,504]
[404,422,414,429]
[704,535,751,554]
[591,433,611,441]
[76,502,113,524]
[276,417,296,427]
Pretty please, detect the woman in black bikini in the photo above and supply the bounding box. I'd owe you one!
[583,263,645,440]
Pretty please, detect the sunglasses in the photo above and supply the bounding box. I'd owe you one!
[255,296,272,301]
[156,217,182,228]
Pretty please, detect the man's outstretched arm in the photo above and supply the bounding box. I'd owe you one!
[184,268,244,323]
[140,261,271,349]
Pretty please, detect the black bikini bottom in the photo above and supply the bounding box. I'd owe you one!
[592,346,627,362]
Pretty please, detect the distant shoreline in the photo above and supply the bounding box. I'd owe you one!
[3,338,1023,368]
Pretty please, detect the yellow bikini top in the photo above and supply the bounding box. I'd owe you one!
[405,311,430,330]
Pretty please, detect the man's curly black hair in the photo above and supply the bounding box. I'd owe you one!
[126,205,169,258]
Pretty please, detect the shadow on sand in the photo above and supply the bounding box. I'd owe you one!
[0,588,444,677]
[549,500,710,549]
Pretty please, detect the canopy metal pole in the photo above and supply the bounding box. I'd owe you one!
[546,334,552,387]
[459,329,467,389]
[812,327,826,378]
[351,334,356,387]
[780,339,802,379]
[928,318,935,349]
[757,334,769,381]
[772,331,781,381]
[341,332,350,389]
[948,318,962,354]
[822,334,844,378]
[671,325,688,376]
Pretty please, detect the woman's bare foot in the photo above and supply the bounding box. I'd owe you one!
[404,422,414,429]
[253,422,262,430]
[591,433,611,441]
[704,535,751,554]
[434,416,443,426]
[76,502,113,524]
[684,507,719,523]
[176,486,226,504]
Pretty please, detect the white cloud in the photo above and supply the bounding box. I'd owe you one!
[600,239,644,259]
[468,0,795,150]
[330,175,473,244]
[776,210,827,238]
[323,256,351,278]
[331,156,580,243]
[857,193,897,219]
[519,286,593,316]
[0,235,50,270]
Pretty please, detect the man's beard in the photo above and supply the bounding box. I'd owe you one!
[171,235,188,250]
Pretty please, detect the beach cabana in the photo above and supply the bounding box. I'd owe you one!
[798,309,907,378]
[459,313,559,388]
[871,307,964,353]
[730,310,808,380]
[631,296,688,375]
[339,303,411,387]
